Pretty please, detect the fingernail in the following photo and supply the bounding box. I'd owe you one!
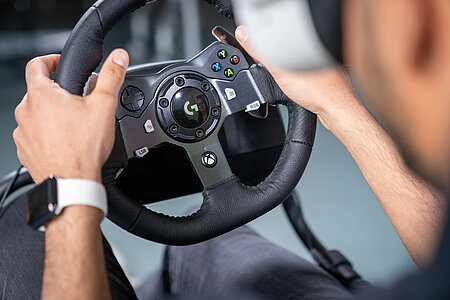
[112,50,129,68]
[235,25,249,44]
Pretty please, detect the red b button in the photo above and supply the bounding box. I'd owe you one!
[230,55,240,65]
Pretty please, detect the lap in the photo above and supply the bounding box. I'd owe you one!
[0,195,137,300]
[2,196,352,300]
[140,226,352,300]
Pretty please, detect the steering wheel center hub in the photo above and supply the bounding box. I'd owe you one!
[171,87,210,128]
[156,73,221,143]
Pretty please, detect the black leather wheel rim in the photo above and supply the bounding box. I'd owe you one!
[55,0,317,245]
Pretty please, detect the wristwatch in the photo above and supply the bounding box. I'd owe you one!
[25,176,108,231]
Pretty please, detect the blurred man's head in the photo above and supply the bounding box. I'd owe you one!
[342,0,450,191]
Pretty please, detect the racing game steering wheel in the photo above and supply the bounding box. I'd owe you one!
[54,0,317,245]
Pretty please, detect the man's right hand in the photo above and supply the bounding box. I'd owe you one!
[235,25,445,267]
[235,26,361,132]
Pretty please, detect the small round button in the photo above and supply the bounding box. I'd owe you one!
[211,62,222,72]
[169,124,179,134]
[159,98,169,108]
[211,107,220,117]
[201,82,210,91]
[175,77,185,87]
[121,86,145,111]
[217,49,227,59]
[224,68,234,78]
[171,87,210,129]
[195,129,205,138]
[201,151,217,168]
[230,55,240,65]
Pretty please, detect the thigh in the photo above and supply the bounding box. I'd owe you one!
[0,195,137,300]
[163,226,353,300]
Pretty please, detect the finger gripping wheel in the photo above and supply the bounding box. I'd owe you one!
[56,0,317,245]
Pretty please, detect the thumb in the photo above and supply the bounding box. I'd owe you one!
[93,49,129,98]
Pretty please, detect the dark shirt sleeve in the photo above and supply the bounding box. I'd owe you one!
[355,197,450,300]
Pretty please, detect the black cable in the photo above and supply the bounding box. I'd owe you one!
[283,192,328,254]
[283,192,372,293]
[0,165,24,220]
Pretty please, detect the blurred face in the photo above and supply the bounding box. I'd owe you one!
[342,0,450,190]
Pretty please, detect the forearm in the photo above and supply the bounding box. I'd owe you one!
[322,99,446,268]
[42,206,110,300]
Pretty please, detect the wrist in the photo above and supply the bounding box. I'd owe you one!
[46,206,103,233]
[36,168,102,184]
[57,169,102,183]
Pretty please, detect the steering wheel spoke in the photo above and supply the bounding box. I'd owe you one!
[181,135,233,188]
[118,114,169,159]
[210,70,266,118]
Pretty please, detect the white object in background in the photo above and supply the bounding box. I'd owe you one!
[233,0,336,71]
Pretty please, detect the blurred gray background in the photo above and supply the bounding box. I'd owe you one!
[0,0,416,291]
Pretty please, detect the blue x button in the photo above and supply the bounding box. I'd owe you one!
[211,62,222,72]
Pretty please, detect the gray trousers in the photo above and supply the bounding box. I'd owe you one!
[0,196,351,300]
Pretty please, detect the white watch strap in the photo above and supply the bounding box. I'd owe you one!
[55,179,108,218]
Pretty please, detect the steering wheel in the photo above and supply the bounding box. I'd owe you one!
[54,0,317,245]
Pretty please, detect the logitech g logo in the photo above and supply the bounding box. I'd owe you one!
[184,100,199,116]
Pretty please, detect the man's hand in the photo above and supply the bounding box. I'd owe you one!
[13,49,129,184]
[235,26,359,131]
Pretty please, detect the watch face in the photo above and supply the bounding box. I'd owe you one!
[26,177,57,230]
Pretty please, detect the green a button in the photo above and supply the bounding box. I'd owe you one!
[224,68,234,78]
